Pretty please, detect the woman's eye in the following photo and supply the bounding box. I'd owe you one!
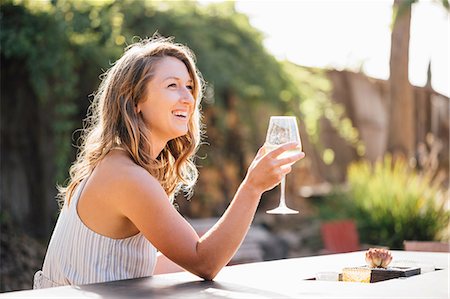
[168,83,177,88]
[186,85,193,90]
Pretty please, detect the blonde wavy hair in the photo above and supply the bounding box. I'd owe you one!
[58,36,204,206]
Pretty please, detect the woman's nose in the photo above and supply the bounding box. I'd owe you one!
[180,88,194,104]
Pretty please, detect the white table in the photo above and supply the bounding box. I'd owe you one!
[1,251,448,298]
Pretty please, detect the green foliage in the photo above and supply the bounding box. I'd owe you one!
[333,155,450,249]
[1,1,77,180]
[312,188,356,221]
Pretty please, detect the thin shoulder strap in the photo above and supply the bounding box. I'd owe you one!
[68,178,90,209]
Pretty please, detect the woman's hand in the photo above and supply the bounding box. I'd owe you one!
[243,142,305,195]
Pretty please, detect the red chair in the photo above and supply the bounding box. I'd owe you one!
[320,219,361,253]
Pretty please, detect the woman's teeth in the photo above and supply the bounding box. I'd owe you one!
[173,111,187,118]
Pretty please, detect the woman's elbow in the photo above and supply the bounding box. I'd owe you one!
[196,268,219,281]
[193,261,223,281]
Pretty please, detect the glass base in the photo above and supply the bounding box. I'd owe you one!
[266,206,299,214]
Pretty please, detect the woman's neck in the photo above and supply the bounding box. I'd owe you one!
[150,138,167,160]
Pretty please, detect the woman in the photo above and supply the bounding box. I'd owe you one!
[34,36,304,288]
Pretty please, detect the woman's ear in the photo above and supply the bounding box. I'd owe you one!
[135,103,141,114]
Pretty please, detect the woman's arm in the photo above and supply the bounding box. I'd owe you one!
[154,252,185,274]
[114,142,304,280]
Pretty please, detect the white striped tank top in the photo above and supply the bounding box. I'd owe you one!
[33,178,157,288]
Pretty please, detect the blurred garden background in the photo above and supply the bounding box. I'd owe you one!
[1,0,449,292]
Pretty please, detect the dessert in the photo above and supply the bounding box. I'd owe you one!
[342,267,371,283]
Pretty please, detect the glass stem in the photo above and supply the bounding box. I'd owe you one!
[279,176,287,207]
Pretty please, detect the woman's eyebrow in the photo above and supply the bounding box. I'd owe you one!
[163,76,193,83]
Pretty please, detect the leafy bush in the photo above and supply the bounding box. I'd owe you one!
[345,155,449,249]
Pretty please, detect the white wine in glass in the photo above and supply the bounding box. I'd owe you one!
[265,116,302,214]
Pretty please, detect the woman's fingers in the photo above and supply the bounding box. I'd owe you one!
[266,142,300,158]
[280,165,293,176]
[245,142,305,193]
[264,142,305,166]
[275,151,305,166]
[254,146,266,160]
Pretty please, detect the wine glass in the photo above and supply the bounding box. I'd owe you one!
[265,116,302,214]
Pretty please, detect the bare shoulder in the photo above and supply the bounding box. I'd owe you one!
[77,149,172,239]
[89,150,181,239]
[90,150,166,204]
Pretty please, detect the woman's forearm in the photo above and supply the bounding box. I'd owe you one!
[194,180,262,279]
[191,143,303,280]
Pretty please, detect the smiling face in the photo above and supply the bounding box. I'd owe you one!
[137,56,195,156]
